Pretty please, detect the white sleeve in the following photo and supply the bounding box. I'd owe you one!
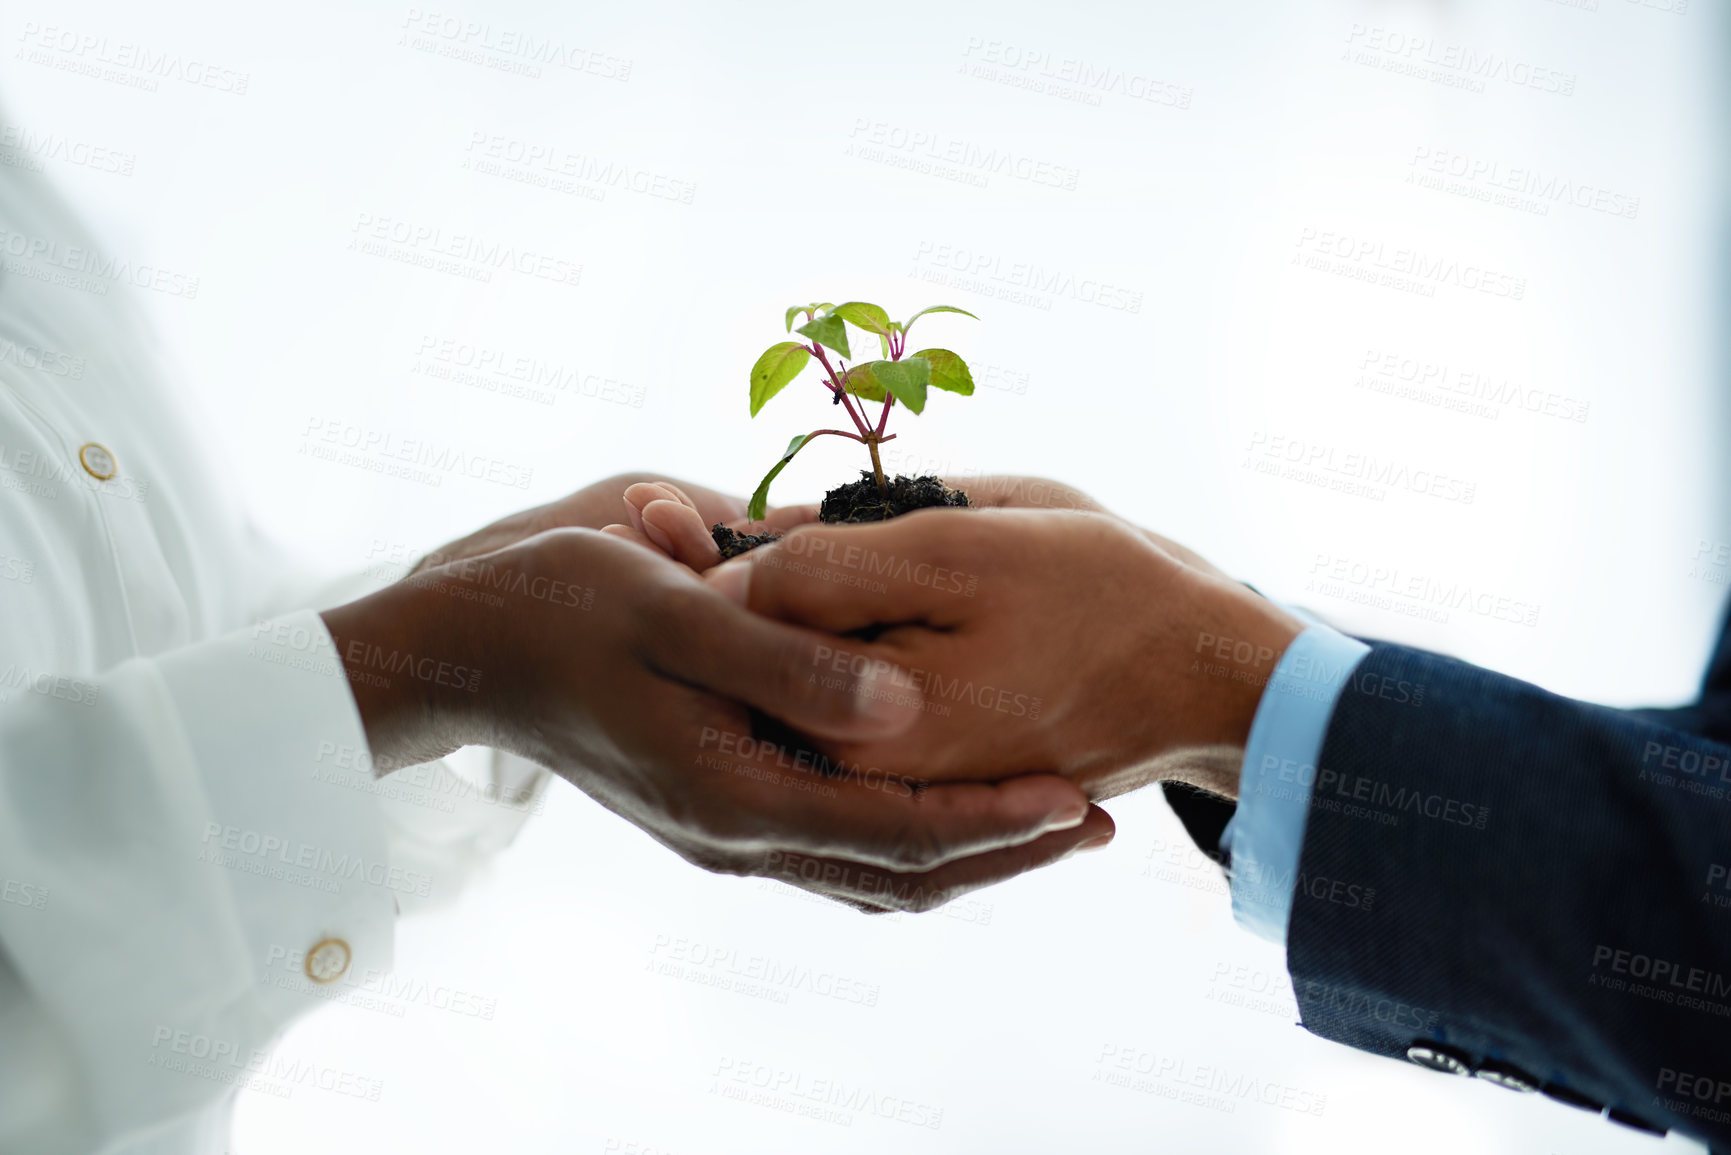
[359,747,551,917]
[0,611,394,1151]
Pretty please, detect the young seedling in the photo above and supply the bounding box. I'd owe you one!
[746,300,978,521]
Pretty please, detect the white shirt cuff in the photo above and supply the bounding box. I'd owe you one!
[155,609,398,990]
[144,612,396,1098]
[0,611,396,1138]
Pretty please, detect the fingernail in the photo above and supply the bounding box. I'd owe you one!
[706,559,751,605]
[621,494,646,533]
[641,517,676,554]
[1041,800,1089,833]
[1058,831,1113,862]
[854,663,921,730]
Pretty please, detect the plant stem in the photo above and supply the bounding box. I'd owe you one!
[807,343,870,437]
[866,434,887,498]
[867,331,899,466]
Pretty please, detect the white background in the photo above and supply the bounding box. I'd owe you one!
[4,0,1726,1151]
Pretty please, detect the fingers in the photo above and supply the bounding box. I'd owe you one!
[704,510,986,633]
[644,585,927,741]
[711,756,1093,872]
[603,518,713,570]
[946,474,1105,515]
[642,500,722,569]
[941,475,1229,578]
[600,522,653,548]
[645,478,747,527]
[622,481,690,534]
[756,803,1114,912]
[620,483,724,569]
[626,483,818,569]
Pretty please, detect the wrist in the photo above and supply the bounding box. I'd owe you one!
[1164,572,1304,798]
[320,574,487,776]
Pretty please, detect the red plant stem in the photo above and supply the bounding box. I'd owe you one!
[807,343,871,437]
[800,429,894,447]
[805,427,865,444]
[868,326,911,436]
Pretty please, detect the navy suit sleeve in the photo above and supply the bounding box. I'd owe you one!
[1290,642,1731,1150]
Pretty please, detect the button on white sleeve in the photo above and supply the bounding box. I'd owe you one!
[154,610,397,1005]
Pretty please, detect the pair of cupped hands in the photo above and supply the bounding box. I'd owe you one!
[321,473,1300,913]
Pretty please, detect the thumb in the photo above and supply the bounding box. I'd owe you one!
[644,587,924,741]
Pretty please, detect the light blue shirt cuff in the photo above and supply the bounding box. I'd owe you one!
[1221,624,1371,944]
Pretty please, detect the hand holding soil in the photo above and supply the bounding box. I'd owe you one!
[324,512,1107,912]
[700,507,1305,802]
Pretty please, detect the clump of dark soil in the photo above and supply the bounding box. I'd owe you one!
[712,525,786,561]
[711,473,968,559]
[819,472,969,524]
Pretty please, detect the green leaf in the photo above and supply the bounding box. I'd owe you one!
[870,357,930,414]
[749,342,812,417]
[795,313,851,360]
[784,302,834,332]
[747,433,815,521]
[912,348,974,396]
[832,301,892,335]
[903,304,979,337]
[840,363,887,403]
